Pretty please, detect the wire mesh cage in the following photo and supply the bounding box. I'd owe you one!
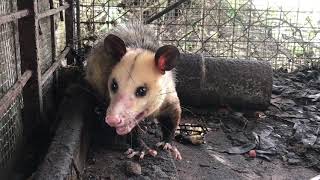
[53,0,67,56]
[77,0,320,71]
[38,1,54,74]
[0,0,75,176]
[0,1,23,171]
[0,100,23,169]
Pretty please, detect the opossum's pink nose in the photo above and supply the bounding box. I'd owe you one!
[105,115,122,127]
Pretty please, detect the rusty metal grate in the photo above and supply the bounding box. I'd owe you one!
[55,17,67,56]
[54,0,67,56]
[0,22,18,98]
[0,0,23,171]
[0,0,70,175]
[38,0,54,74]
[0,99,22,169]
[39,17,54,74]
[77,0,320,71]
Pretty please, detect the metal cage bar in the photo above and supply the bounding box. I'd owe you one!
[41,47,70,86]
[0,10,30,25]
[0,70,32,119]
[37,3,70,20]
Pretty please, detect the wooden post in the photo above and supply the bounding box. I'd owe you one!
[76,0,81,50]
[10,2,23,81]
[65,0,75,64]
[49,0,60,107]
[17,0,44,135]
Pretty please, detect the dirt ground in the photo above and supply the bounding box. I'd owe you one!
[175,125,318,180]
[82,68,320,180]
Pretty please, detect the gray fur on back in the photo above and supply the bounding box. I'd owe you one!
[104,20,159,52]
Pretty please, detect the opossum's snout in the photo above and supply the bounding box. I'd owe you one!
[105,92,147,135]
[105,112,146,135]
[105,115,122,127]
[105,111,145,135]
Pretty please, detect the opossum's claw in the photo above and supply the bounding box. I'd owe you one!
[148,149,158,157]
[156,142,182,160]
[163,143,173,150]
[172,146,182,160]
[125,148,140,159]
[124,148,134,155]
[124,148,157,159]
[139,151,145,159]
[156,141,166,148]
[156,142,171,150]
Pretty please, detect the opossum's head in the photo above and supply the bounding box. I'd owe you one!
[104,34,180,135]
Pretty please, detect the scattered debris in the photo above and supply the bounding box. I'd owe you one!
[288,158,301,165]
[248,150,256,158]
[175,123,208,145]
[253,126,277,151]
[203,68,320,169]
[229,112,248,129]
[175,134,205,145]
[310,175,320,180]
[227,143,256,154]
[199,163,211,167]
[255,150,276,155]
[293,122,319,147]
[255,111,267,120]
[257,68,320,167]
[307,93,320,102]
[256,154,272,161]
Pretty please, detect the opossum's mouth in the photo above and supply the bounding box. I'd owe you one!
[115,111,146,135]
[135,111,145,120]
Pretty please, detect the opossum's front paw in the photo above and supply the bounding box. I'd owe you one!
[124,148,158,159]
[156,142,182,160]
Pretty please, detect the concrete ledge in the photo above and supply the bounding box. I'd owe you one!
[34,83,96,180]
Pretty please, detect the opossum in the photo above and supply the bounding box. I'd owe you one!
[85,21,182,160]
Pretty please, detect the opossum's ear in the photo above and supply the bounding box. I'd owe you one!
[155,45,180,74]
[104,34,126,61]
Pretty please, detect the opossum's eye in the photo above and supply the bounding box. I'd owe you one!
[135,86,147,97]
[110,78,118,93]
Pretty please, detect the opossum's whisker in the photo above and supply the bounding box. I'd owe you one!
[144,97,179,126]
[126,110,149,135]
[145,90,169,108]
[118,63,137,85]
[106,106,112,114]
[154,87,176,97]
[136,121,146,134]
[143,91,177,110]
[156,91,176,96]
[142,90,172,110]
[126,111,145,134]
[130,124,133,149]
[180,106,197,115]
[133,117,146,134]
[119,112,133,149]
